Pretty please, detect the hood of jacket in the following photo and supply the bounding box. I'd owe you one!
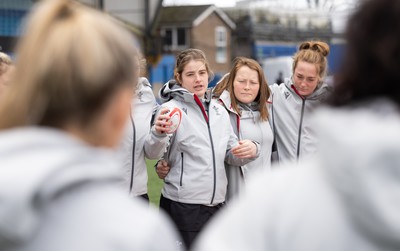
[0,127,120,248]
[159,79,212,105]
[158,79,193,104]
[217,89,237,115]
[315,99,400,246]
[284,77,332,101]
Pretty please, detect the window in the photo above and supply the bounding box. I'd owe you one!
[215,26,227,63]
[177,28,186,46]
[164,29,172,46]
[162,27,188,51]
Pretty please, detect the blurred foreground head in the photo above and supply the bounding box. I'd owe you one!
[330,0,400,106]
[0,0,139,147]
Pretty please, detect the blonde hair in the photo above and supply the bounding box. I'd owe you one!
[0,0,139,129]
[292,41,330,80]
[213,57,270,121]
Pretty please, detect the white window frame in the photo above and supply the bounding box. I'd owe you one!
[215,26,227,63]
[162,27,188,51]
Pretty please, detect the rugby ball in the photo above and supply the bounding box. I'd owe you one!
[164,107,182,133]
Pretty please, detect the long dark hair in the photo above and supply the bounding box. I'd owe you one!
[329,0,400,107]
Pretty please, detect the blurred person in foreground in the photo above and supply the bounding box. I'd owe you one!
[0,1,182,251]
[192,0,400,250]
[117,57,162,202]
[0,51,14,98]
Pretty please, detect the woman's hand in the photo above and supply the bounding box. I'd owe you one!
[153,108,172,134]
[156,159,171,179]
[231,140,257,158]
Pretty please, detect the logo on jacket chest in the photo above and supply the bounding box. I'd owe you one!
[137,91,144,102]
[212,105,221,115]
[284,91,291,99]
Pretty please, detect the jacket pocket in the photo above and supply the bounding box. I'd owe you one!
[179,152,184,186]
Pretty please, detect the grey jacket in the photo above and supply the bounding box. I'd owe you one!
[269,77,332,163]
[0,128,182,251]
[117,77,159,197]
[150,81,259,205]
[193,99,400,251]
[217,90,273,201]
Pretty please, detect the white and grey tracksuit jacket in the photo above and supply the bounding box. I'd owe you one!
[217,90,273,201]
[0,128,181,251]
[150,80,259,206]
[117,77,160,197]
[193,99,400,251]
[269,77,332,163]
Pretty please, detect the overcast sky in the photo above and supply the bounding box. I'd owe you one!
[163,0,358,11]
[163,0,237,7]
[163,0,358,32]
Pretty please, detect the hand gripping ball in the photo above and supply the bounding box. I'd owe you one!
[165,107,182,133]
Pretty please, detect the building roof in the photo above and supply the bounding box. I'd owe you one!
[158,5,235,29]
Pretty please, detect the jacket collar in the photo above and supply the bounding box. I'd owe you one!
[284,77,332,100]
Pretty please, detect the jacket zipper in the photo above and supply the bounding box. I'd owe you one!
[129,111,136,193]
[290,85,306,161]
[179,152,184,186]
[207,122,217,204]
[297,99,306,160]
[193,95,217,205]
[271,93,279,157]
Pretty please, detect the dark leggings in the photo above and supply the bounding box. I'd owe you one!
[137,193,149,203]
[159,195,224,249]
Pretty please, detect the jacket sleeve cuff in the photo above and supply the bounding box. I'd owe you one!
[252,140,260,157]
[151,126,169,138]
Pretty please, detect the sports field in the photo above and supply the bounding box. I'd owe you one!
[146,159,164,206]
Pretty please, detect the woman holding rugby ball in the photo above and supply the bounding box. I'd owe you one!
[149,48,259,249]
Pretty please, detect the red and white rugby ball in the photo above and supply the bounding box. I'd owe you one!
[164,107,182,133]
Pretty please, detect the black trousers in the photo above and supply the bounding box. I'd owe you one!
[138,193,149,202]
[134,193,149,205]
[159,195,224,249]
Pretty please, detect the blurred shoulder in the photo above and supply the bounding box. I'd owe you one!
[40,184,181,251]
[137,77,154,94]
